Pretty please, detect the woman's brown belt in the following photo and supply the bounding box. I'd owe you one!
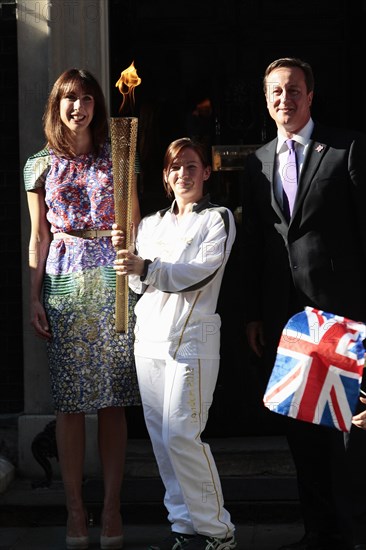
[53,229,113,240]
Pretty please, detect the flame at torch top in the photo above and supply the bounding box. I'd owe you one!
[115,60,141,114]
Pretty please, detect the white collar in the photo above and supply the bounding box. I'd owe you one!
[276,118,314,153]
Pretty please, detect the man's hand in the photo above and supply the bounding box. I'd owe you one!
[352,396,366,429]
[246,321,265,357]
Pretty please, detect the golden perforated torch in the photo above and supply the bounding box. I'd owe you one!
[110,61,141,332]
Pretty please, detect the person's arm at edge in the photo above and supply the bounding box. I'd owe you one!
[27,188,52,340]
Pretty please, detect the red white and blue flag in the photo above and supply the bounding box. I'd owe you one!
[263,307,366,432]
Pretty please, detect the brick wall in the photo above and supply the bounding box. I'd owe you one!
[0,1,24,412]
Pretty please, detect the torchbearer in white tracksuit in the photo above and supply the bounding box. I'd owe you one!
[113,137,237,550]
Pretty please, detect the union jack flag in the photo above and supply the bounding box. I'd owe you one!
[263,307,366,432]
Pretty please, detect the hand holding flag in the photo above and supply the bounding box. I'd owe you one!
[352,389,366,429]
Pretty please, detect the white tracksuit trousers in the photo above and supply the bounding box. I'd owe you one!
[135,355,235,538]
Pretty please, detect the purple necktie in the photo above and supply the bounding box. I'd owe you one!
[282,139,298,219]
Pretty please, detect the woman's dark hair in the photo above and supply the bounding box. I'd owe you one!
[263,57,315,95]
[162,137,210,198]
[43,68,108,157]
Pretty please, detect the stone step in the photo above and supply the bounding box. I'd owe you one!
[0,415,301,525]
[124,435,296,478]
[0,434,300,525]
[0,476,300,526]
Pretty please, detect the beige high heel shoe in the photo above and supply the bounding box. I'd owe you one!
[100,509,123,549]
[66,535,89,549]
[100,534,124,549]
[66,508,89,549]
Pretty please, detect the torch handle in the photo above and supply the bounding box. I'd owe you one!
[110,117,138,333]
[115,248,129,333]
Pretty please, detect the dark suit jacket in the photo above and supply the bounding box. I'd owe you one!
[243,122,366,350]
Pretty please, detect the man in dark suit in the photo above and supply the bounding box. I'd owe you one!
[242,57,366,550]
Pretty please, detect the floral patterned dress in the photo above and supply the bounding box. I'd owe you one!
[24,143,141,413]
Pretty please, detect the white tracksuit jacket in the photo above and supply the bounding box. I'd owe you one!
[129,194,236,360]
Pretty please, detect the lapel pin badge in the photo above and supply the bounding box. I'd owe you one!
[315,144,324,152]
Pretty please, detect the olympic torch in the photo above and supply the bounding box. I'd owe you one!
[111,61,141,332]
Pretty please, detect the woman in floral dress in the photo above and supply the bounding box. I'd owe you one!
[24,68,141,550]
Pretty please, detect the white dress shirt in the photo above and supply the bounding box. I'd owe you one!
[274,118,314,210]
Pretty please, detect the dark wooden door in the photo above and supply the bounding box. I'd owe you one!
[110,0,366,437]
